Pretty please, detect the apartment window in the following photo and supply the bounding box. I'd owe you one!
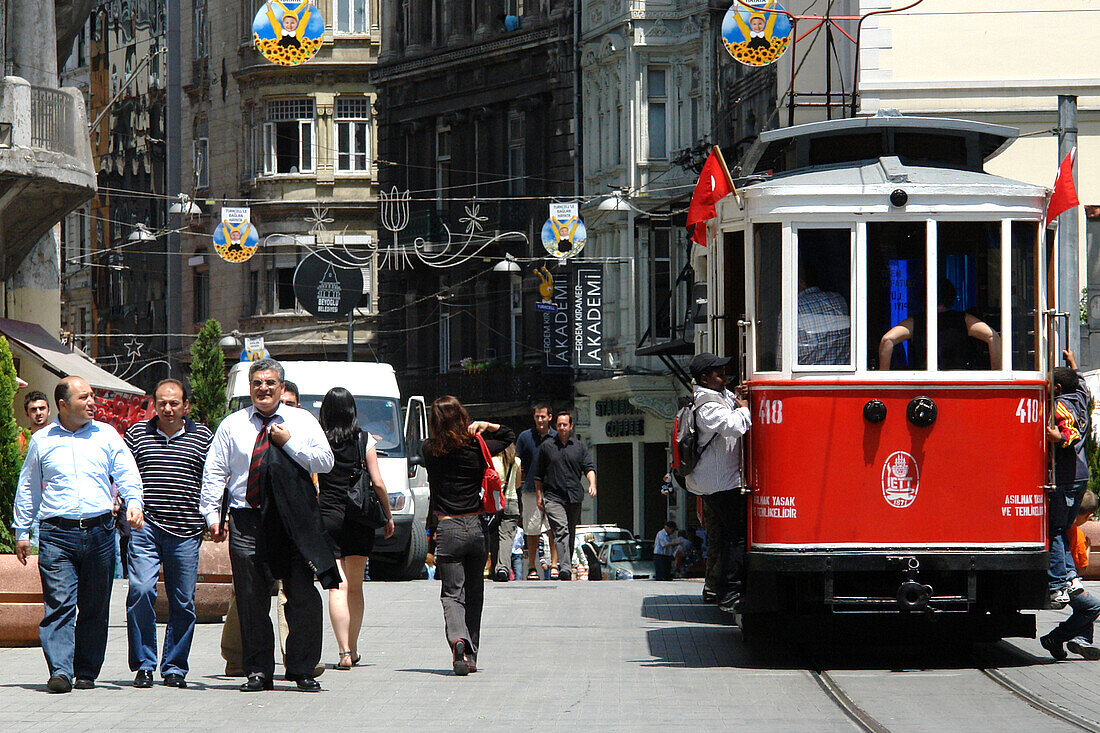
[194,115,209,189]
[335,0,369,34]
[193,0,208,59]
[647,67,668,159]
[336,97,371,172]
[614,103,622,166]
[507,112,525,196]
[193,265,209,323]
[436,122,451,209]
[652,228,673,339]
[276,265,297,310]
[263,99,315,174]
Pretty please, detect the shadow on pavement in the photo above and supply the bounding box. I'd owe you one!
[395,668,460,676]
[640,594,731,625]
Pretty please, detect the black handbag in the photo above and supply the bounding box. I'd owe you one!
[347,432,387,529]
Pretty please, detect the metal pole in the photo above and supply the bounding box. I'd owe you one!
[1058,95,1079,355]
[166,0,181,374]
[347,309,354,361]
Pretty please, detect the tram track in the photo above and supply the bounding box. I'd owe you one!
[805,650,1100,733]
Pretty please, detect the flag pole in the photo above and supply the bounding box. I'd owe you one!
[711,146,740,207]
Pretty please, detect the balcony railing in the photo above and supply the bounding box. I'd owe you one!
[30,86,77,156]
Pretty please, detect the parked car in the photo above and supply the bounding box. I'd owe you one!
[598,539,655,580]
[572,524,633,565]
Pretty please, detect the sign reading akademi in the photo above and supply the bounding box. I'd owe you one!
[573,265,603,368]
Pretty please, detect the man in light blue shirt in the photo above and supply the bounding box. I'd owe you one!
[13,376,144,694]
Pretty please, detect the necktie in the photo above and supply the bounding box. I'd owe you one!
[246,413,277,508]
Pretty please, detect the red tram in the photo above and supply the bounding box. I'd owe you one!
[700,113,1053,639]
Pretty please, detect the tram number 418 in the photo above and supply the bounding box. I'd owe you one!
[1015,398,1041,424]
[758,399,783,425]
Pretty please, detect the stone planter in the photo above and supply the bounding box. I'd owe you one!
[154,539,232,624]
[1081,520,1100,580]
[0,554,43,647]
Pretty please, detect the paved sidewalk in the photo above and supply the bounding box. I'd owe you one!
[0,578,852,732]
[4,577,1100,731]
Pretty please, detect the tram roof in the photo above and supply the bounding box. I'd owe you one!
[737,112,1018,178]
[741,156,1045,194]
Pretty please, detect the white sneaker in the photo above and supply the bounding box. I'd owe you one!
[1049,588,1070,609]
[1067,640,1100,660]
[1069,577,1085,596]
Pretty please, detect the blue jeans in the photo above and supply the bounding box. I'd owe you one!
[126,523,202,676]
[1049,481,1088,591]
[1048,589,1100,645]
[37,516,116,681]
[510,552,523,580]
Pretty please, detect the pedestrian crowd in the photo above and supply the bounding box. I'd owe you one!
[10,357,604,692]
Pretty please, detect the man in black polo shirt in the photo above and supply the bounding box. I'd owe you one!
[123,379,213,689]
[533,412,596,581]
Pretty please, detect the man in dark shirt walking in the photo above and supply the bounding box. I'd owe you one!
[123,379,213,689]
[533,412,596,580]
[515,403,557,578]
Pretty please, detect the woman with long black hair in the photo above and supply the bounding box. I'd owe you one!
[422,395,514,675]
[317,387,394,669]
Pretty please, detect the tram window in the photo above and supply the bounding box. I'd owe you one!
[1011,221,1040,371]
[796,228,851,367]
[936,222,1002,370]
[867,222,926,370]
[754,223,782,372]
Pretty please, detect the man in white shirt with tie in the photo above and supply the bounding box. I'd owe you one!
[13,377,145,693]
[200,359,333,692]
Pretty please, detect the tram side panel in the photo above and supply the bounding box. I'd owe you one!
[745,382,1048,615]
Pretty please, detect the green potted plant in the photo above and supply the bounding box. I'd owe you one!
[0,334,43,646]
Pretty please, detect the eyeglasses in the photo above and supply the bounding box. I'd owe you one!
[251,379,281,388]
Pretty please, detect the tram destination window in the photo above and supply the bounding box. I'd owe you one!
[754,223,781,372]
[796,228,852,367]
[1011,221,1040,371]
[868,222,926,370]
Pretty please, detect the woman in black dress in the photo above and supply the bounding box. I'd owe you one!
[318,387,394,668]
[422,395,514,675]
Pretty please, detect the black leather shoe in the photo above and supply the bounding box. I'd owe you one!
[240,673,273,692]
[558,569,572,581]
[47,675,72,693]
[73,677,95,690]
[702,587,719,604]
[293,677,321,692]
[163,673,187,688]
[493,568,509,582]
[452,639,469,676]
[133,670,153,688]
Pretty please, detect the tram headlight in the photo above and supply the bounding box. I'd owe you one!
[890,189,909,207]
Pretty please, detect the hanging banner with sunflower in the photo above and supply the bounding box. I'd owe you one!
[213,207,260,263]
[722,0,792,67]
[253,1,325,66]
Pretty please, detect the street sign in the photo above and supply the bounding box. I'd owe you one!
[541,202,586,258]
[292,253,363,319]
[213,206,259,263]
[252,0,325,66]
[721,0,792,67]
[241,336,270,362]
[573,265,603,368]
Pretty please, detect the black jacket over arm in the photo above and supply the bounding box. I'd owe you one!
[259,443,341,590]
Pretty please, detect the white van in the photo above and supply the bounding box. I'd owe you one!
[226,360,429,580]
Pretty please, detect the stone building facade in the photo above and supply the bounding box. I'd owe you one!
[178,0,382,360]
[371,0,577,421]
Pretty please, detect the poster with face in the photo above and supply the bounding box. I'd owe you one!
[213,207,260,263]
[253,1,325,66]
[721,0,792,67]
[541,203,587,258]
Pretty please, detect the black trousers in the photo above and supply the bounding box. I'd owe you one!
[228,509,322,679]
[435,515,488,661]
[701,489,746,598]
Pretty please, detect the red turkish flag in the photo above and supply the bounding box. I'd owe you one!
[1047,147,1080,224]
[686,147,734,245]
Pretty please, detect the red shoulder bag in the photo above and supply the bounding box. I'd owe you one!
[476,434,504,514]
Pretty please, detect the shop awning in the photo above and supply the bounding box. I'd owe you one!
[0,318,144,396]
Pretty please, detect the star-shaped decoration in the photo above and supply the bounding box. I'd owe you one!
[123,338,142,360]
[459,203,488,234]
[305,206,334,235]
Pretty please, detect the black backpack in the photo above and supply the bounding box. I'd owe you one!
[670,395,724,484]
